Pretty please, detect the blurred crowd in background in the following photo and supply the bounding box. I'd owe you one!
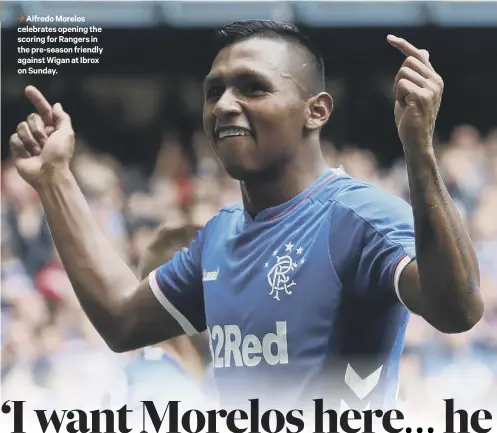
[2,0,497,415]
[2,111,496,414]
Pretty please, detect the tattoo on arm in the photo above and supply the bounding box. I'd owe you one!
[407,162,479,295]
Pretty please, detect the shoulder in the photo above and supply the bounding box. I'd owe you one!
[198,202,244,238]
[218,202,244,216]
[319,170,413,231]
[205,203,244,226]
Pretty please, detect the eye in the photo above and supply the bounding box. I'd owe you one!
[205,86,223,102]
[242,82,267,96]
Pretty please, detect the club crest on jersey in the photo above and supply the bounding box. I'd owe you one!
[265,241,305,300]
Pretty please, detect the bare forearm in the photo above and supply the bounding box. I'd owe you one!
[36,168,139,346]
[405,147,483,330]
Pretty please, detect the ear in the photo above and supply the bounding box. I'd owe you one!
[305,92,334,131]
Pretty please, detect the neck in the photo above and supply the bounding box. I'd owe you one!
[241,147,328,216]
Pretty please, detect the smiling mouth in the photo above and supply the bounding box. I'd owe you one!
[217,127,251,140]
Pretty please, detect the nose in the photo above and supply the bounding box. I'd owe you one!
[212,88,242,119]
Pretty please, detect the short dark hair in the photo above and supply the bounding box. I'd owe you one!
[215,20,325,95]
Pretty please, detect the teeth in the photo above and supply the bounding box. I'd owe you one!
[219,128,250,139]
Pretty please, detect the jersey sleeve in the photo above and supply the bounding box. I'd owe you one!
[330,184,416,305]
[148,226,207,335]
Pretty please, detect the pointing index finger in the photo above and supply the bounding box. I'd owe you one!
[25,85,54,126]
[387,35,431,67]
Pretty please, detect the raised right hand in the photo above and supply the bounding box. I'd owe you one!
[9,86,75,187]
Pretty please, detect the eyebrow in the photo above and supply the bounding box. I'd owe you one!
[203,70,270,90]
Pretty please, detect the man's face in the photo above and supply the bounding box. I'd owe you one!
[203,38,308,181]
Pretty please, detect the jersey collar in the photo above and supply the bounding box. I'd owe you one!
[243,167,344,223]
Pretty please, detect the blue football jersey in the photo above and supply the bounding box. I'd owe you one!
[149,167,416,411]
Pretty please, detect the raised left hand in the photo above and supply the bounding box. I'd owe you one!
[388,35,444,151]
